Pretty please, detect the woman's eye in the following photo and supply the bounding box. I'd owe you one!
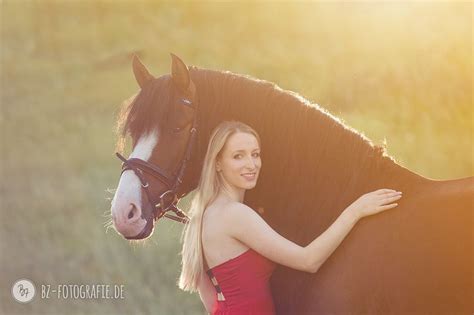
[233,153,260,159]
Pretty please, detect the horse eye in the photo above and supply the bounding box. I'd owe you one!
[173,127,182,133]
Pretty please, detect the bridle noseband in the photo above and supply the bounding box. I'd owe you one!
[115,100,199,225]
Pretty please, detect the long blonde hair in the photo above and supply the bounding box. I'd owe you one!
[178,120,261,292]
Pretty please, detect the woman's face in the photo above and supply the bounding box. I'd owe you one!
[217,132,262,191]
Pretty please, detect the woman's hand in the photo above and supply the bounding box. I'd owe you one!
[350,189,402,220]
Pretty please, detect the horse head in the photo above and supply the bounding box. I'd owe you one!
[111,54,197,239]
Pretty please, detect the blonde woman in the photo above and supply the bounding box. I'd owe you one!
[178,121,402,315]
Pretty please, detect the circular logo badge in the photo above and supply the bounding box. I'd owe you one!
[12,279,36,303]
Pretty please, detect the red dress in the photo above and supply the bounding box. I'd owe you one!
[205,248,277,315]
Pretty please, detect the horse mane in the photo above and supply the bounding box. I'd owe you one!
[186,67,419,314]
[188,67,397,237]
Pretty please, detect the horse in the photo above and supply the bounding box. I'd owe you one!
[110,54,473,314]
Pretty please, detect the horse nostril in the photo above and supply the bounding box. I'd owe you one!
[128,204,138,220]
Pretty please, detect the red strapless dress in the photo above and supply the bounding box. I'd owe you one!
[206,248,276,315]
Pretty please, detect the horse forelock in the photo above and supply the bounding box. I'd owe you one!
[116,76,173,152]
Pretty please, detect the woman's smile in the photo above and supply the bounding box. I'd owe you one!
[241,172,257,181]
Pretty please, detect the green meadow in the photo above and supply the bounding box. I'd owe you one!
[1,1,472,314]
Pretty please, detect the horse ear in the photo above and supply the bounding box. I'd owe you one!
[132,54,155,88]
[170,53,190,91]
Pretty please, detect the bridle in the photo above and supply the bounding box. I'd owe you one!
[115,98,199,225]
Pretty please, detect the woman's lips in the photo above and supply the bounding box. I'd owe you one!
[242,173,256,180]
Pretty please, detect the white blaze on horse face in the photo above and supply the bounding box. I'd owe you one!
[111,131,159,227]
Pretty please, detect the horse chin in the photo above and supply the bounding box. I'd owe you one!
[124,217,155,240]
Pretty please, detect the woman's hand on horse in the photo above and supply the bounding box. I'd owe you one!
[350,189,402,220]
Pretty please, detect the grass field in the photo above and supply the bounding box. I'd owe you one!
[1,1,472,314]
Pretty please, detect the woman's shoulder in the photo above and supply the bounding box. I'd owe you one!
[203,201,253,239]
[206,199,238,214]
[202,202,250,263]
[205,201,250,222]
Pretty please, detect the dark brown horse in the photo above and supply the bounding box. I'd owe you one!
[110,54,473,314]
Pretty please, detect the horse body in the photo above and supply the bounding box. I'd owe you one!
[112,55,473,314]
[274,175,473,314]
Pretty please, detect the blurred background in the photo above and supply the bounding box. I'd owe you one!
[1,1,472,314]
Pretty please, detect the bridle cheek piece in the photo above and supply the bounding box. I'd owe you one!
[115,108,198,225]
[115,130,195,224]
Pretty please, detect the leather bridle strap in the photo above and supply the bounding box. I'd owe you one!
[115,152,191,224]
[115,111,198,225]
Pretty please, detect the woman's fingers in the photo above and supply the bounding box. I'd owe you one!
[376,192,401,200]
[377,189,397,194]
[380,195,402,205]
[377,203,398,211]
[375,189,401,196]
[381,190,402,195]
[379,192,402,198]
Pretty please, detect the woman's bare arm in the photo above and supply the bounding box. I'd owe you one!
[303,205,359,272]
[226,189,402,273]
[197,271,216,313]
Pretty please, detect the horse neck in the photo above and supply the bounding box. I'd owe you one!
[189,68,431,222]
[379,160,431,191]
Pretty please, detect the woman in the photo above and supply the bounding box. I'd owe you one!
[178,121,402,314]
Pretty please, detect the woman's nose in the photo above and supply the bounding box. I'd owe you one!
[245,156,257,169]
